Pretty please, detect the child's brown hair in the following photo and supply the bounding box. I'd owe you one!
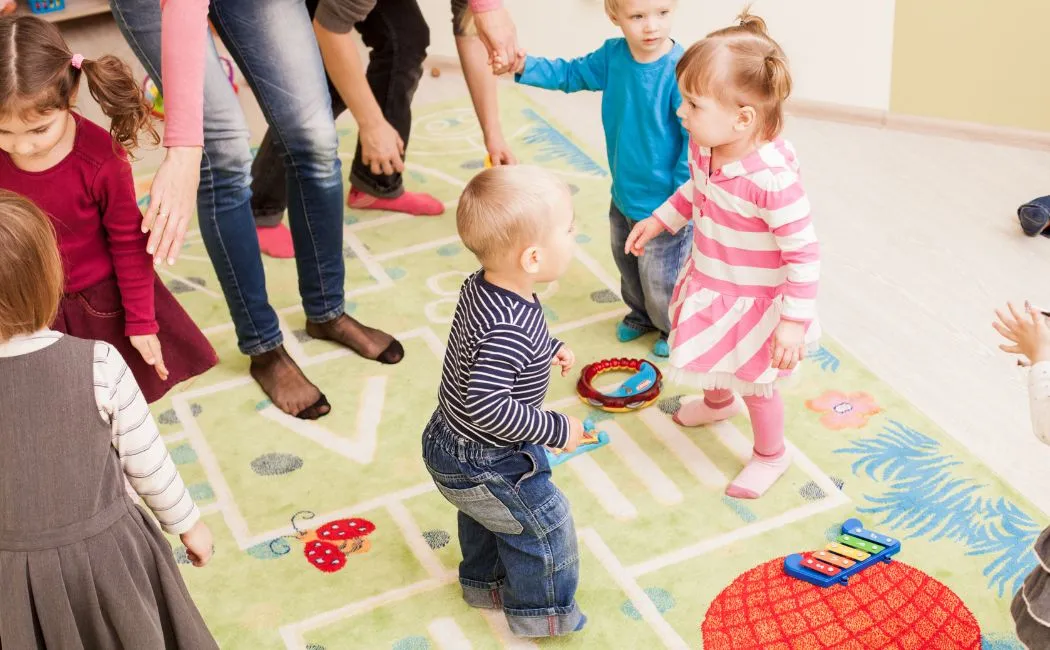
[0,15,158,151]
[675,7,791,141]
[0,190,63,341]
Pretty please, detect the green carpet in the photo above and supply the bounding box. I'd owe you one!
[143,90,1038,649]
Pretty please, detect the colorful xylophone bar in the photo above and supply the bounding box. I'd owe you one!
[783,518,901,587]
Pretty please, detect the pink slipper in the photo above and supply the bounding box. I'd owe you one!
[346,188,444,216]
[257,224,295,259]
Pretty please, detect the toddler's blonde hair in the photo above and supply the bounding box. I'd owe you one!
[0,191,63,341]
[457,166,569,265]
[676,7,791,141]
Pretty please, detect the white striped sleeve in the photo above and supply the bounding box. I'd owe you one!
[94,342,201,535]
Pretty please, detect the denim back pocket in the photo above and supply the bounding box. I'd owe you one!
[435,483,524,535]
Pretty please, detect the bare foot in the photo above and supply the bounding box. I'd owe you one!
[249,346,330,419]
[306,314,404,364]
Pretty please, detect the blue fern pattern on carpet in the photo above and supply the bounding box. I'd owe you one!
[521,108,608,177]
[810,346,840,372]
[836,420,1040,597]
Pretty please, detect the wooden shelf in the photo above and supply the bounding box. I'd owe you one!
[15,0,112,24]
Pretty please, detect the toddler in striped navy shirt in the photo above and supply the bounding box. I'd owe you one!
[421,165,587,637]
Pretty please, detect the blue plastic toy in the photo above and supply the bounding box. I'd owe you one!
[783,518,901,588]
[546,418,610,467]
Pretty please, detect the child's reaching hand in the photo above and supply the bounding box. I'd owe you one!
[129,334,169,380]
[771,319,806,370]
[552,346,576,376]
[562,415,585,453]
[994,302,1050,366]
[624,217,665,257]
[180,520,214,568]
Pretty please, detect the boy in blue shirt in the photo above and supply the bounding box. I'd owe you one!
[510,0,690,357]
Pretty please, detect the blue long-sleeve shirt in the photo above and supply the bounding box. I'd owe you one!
[516,38,689,221]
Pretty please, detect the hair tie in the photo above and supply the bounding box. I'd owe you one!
[71,54,84,70]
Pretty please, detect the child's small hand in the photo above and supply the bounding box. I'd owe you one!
[129,334,169,380]
[552,346,575,376]
[994,302,1050,365]
[624,217,665,257]
[180,520,214,568]
[562,416,585,453]
[771,319,806,370]
[492,49,526,75]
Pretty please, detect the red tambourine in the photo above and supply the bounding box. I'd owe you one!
[576,358,662,412]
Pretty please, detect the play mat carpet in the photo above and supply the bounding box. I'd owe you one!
[139,90,1042,649]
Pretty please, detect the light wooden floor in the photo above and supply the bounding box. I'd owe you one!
[64,16,1050,515]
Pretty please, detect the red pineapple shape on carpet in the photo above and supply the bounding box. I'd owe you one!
[702,557,981,649]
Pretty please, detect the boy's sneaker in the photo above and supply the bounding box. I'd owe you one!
[652,337,670,358]
[616,320,648,342]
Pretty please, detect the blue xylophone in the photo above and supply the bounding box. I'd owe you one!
[783,518,901,588]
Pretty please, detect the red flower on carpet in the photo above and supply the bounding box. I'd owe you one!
[806,390,881,430]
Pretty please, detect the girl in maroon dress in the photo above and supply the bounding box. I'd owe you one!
[0,15,217,402]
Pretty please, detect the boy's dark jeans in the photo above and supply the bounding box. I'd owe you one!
[421,410,586,637]
[251,0,429,225]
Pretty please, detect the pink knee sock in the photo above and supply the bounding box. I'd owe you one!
[725,391,791,499]
[673,388,742,427]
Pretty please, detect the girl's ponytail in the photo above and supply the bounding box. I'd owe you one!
[736,7,769,35]
[79,55,158,152]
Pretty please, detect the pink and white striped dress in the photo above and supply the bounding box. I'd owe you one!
[653,138,820,396]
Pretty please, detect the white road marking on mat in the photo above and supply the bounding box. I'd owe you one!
[602,421,682,505]
[567,454,638,520]
[387,501,447,580]
[639,410,728,489]
[627,494,850,578]
[256,376,385,465]
[580,529,689,649]
[375,236,462,262]
[170,396,250,544]
[405,162,468,189]
[549,307,628,335]
[428,618,473,650]
[278,574,457,649]
[343,230,394,287]
[478,610,540,649]
[572,247,620,296]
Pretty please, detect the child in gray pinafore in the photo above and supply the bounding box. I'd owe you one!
[0,191,217,649]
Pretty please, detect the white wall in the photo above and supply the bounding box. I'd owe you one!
[421,0,897,111]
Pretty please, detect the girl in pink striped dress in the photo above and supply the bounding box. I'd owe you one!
[625,10,819,499]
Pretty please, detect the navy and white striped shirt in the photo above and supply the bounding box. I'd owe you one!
[438,271,568,448]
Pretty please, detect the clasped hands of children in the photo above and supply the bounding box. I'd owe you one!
[625,218,808,369]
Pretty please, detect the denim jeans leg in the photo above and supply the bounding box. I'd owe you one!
[210,0,346,324]
[250,0,349,226]
[110,0,283,355]
[609,202,654,333]
[638,222,692,337]
[491,448,583,637]
[348,0,430,198]
[457,511,506,609]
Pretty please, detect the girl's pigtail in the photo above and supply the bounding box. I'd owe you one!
[79,55,158,152]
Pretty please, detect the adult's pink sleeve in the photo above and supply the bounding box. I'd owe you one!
[468,0,501,12]
[159,0,210,148]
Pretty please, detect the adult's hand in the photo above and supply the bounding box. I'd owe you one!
[143,146,202,266]
[360,119,406,176]
[473,8,518,75]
